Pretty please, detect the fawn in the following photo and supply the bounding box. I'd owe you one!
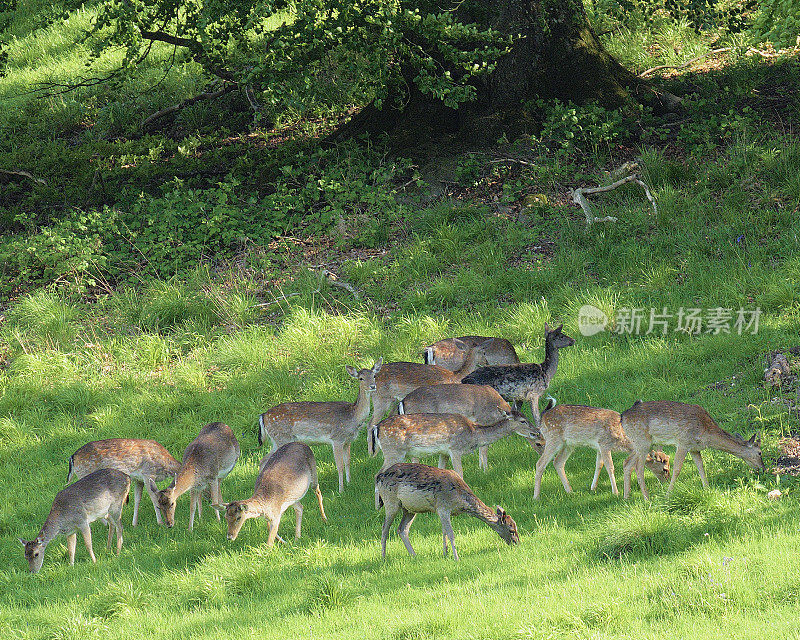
[396,382,527,471]
[533,403,670,499]
[68,438,180,526]
[150,421,240,530]
[258,359,382,492]
[213,442,327,545]
[376,463,519,560]
[20,468,130,573]
[621,400,764,500]
[423,336,519,371]
[376,411,535,477]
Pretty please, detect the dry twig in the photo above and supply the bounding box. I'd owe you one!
[571,173,657,226]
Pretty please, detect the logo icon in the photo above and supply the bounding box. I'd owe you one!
[578,305,608,337]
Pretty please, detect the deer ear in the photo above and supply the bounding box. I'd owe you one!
[556,323,564,332]
[18,538,27,547]
[373,357,383,374]
[345,365,358,378]
[544,323,550,333]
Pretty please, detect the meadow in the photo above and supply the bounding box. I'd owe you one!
[2,0,800,638]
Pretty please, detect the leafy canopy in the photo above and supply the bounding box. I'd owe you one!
[91,0,511,108]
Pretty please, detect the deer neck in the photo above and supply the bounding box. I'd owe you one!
[453,348,480,380]
[472,420,514,447]
[463,492,500,527]
[352,384,373,426]
[709,430,749,458]
[37,515,62,547]
[542,341,560,385]
[241,496,275,521]
[171,465,199,499]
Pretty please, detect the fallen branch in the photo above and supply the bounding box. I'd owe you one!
[571,173,657,226]
[315,268,361,299]
[639,47,732,77]
[255,292,301,307]
[0,168,47,185]
[141,82,236,129]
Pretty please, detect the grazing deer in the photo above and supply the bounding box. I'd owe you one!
[462,324,575,430]
[149,421,240,530]
[376,463,519,560]
[423,336,519,371]
[533,403,671,499]
[395,382,526,471]
[67,438,180,526]
[212,442,327,545]
[257,359,383,492]
[375,412,536,477]
[19,468,130,573]
[621,400,764,500]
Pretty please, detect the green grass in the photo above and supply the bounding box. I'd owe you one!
[3,1,800,638]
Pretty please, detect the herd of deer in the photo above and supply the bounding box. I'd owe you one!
[19,324,765,572]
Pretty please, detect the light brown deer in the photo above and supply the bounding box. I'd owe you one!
[212,442,327,545]
[533,403,671,499]
[19,468,130,573]
[376,412,536,477]
[68,438,180,526]
[150,421,240,530]
[423,336,519,371]
[621,400,764,500]
[376,463,519,560]
[395,382,527,471]
[257,359,382,492]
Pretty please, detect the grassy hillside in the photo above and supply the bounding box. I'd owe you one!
[2,0,800,638]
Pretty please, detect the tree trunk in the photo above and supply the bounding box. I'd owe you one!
[333,0,676,147]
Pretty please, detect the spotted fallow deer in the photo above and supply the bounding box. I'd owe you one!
[376,463,519,560]
[462,323,575,429]
[375,411,536,477]
[19,468,130,573]
[258,359,382,492]
[68,438,180,526]
[423,336,519,371]
[395,382,527,471]
[533,403,670,499]
[150,421,240,530]
[369,346,493,455]
[621,400,764,500]
[213,442,327,545]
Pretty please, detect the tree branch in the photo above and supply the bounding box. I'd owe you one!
[141,82,236,129]
[638,47,732,78]
[571,172,657,226]
[0,168,47,185]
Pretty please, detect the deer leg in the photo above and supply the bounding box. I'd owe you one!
[211,480,222,521]
[410,457,420,464]
[528,393,542,430]
[450,453,464,478]
[332,442,345,493]
[591,452,604,491]
[669,446,689,494]
[601,449,618,495]
[438,511,459,561]
[534,441,562,500]
[438,454,447,469]
[266,515,283,547]
[553,445,574,493]
[144,477,163,525]
[80,525,96,563]
[66,532,77,565]
[691,450,709,488]
[315,485,327,522]
[189,489,198,531]
[623,453,635,499]
[107,517,113,549]
[397,509,417,558]
[343,442,352,484]
[369,396,391,457]
[293,502,303,539]
[634,447,650,500]
[131,480,143,527]
[478,445,489,472]
[109,507,124,555]
[381,502,400,559]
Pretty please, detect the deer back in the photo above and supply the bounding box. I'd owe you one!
[69,438,180,484]
[400,383,512,426]
[376,362,459,401]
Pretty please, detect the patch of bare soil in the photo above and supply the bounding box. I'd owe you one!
[775,434,800,476]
